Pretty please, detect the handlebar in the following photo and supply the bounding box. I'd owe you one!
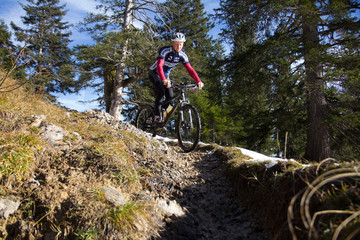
[171,81,198,91]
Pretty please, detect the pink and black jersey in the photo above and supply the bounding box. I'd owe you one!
[149,46,189,78]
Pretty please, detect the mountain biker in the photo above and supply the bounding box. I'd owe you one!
[149,32,204,123]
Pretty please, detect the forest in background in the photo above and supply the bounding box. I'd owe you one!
[1,0,360,162]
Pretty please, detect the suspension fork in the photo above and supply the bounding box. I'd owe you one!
[188,108,194,129]
[179,91,186,124]
[179,103,194,129]
[179,89,194,128]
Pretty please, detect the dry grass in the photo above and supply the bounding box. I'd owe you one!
[288,166,360,240]
[0,71,162,239]
[215,147,360,240]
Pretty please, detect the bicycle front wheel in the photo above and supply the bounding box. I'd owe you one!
[176,104,201,152]
[135,105,155,133]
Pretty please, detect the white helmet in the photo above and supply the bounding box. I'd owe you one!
[171,32,186,42]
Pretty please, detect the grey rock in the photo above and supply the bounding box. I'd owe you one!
[72,131,81,140]
[40,123,65,145]
[157,198,185,217]
[101,186,126,206]
[30,114,46,128]
[0,197,20,219]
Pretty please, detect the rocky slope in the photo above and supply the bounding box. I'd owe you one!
[89,110,270,239]
[1,109,269,239]
[150,143,269,240]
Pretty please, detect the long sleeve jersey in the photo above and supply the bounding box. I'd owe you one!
[149,46,201,83]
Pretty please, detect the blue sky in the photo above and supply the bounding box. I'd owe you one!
[0,0,222,112]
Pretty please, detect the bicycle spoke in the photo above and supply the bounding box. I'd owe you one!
[136,106,154,132]
[177,104,201,152]
[134,81,201,152]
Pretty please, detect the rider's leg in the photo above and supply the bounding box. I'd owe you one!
[149,71,165,121]
[163,87,174,110]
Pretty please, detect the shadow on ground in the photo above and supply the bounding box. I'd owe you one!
[154,145,270,240]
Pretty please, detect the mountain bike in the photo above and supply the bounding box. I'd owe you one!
[135,80,201,152]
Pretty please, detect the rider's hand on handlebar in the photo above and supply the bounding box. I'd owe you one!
[163,79,171,88]
[197,82,204,90]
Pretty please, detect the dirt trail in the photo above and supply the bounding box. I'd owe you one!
[142,142,270,240]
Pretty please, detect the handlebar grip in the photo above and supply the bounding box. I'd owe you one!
[171,82,198,90]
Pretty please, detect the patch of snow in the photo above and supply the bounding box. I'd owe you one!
[150,134,308,169]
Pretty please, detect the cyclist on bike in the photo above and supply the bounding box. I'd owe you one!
[149,32,204,123]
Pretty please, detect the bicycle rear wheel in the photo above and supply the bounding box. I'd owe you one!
[176,104,201,152]
[135,105,155,133]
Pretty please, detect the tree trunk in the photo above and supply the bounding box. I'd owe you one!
[301,4,332,161]
[104,69,114,113]
[109,49,127,119]
[109,0,133,120]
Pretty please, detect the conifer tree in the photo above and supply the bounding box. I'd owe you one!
[0,20,12,68]
[216,0,360,161]
[74,30,159,114]
[0,19,27,84]
[79,0,169,119]
[11,0,75,97]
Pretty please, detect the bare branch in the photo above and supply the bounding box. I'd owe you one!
[0,38,32,92]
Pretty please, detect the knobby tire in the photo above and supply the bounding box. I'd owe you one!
[176,104,201,152]
[135,105,155,136]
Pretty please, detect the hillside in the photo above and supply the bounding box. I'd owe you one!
[1,76,360,240]
[0,77,270,239]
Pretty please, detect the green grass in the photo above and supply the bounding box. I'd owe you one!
[75,226,100,240]
[0,133,39,185]
[105,201,149,232]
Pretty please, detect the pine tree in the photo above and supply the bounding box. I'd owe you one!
[11,0,75,97]
[216,0,360,161]
[74,30,159,114]
[0,20,12,68]
[79,0,169,119]
[0,19,27,87]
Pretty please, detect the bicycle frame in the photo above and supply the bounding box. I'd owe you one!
[156,82,196,127]
[135,80,201,152]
